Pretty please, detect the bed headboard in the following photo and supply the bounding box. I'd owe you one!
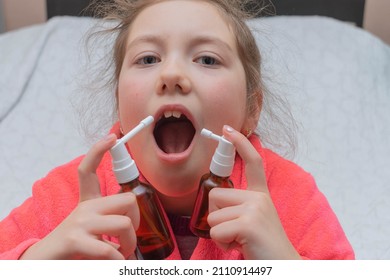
[46,0,366,27]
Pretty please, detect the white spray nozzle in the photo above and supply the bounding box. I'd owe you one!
[201,128,235,177]
[110,116,154,184]
[201,129,224,142]
[117,115,154,145]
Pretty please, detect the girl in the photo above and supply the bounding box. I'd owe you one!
[0,0,354,260]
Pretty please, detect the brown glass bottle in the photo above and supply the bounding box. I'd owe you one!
[190,172,233,238]
[120,179,174,260]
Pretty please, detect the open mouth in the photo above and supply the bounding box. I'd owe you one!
[153,110,196,154]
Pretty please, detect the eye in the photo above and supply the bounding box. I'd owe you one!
[196,56,220,66]
[136,55,160,65]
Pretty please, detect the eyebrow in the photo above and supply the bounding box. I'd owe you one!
[190,35,234,53]
[126,35,163,52]
[126,34,234,53]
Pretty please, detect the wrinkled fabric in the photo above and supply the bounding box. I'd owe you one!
[0,131,354,260]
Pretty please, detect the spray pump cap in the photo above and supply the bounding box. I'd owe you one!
[201,128,235,177]
[110,116,154,184]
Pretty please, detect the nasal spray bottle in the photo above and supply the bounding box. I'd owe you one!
[110,116,174,260]
[190,128,235,238]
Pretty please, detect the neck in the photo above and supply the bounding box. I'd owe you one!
[157,190,198,216]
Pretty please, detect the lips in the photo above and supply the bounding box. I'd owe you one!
[153,106,196,155]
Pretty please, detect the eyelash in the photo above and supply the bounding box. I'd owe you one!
[136,55,161,65]
[195,55,220,66]
[134,54,221,67]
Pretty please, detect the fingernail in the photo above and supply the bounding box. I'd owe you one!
[224,125,234,133]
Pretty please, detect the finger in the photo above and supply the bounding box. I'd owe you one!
[103,241,137,260]
[81,193,140,230]
[104,193,140,230]
[209,218,241,247]
[208,188,261,212]
[208,201,242,227]
[222,125,268,193]
[127,253,138,260]
[78,134,117,202]
[90,215,137,259]
[75,237,125,260]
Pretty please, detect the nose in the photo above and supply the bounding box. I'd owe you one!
[156,58,191,95]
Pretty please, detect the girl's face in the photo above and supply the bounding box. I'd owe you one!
[117,0,247,208]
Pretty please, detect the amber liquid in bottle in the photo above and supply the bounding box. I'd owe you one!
[190,172,233,238]
[120,179,174,260]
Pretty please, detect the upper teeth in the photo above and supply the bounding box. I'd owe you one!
[164,110,182,118]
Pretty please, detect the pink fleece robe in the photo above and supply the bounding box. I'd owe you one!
[0,134,354,260]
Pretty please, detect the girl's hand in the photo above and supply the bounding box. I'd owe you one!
[207,126,300,260]
[20,134,140,259]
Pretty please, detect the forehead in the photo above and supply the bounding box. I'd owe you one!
[127,0,236,46]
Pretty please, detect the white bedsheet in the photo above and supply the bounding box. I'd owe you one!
[0,16,389,259]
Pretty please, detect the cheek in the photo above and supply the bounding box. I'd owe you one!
[117,77,150,127]
[202,78,247,127]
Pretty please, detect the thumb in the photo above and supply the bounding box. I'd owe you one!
[78,134,117,202]
[222,125,268,194]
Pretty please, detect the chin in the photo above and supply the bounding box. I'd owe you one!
[151,178,199,199]
[144,160,205,197]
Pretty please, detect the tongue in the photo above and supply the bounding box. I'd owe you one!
[156,120,194,153]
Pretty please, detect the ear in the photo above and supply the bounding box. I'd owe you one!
[115,87,121,119]
[115,88,123,135]
[242,90,262,136]
[242,113,259,137]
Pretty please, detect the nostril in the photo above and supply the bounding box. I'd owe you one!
[157,69,191,95]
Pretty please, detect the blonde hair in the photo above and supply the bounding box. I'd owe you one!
[79,0,296,157]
